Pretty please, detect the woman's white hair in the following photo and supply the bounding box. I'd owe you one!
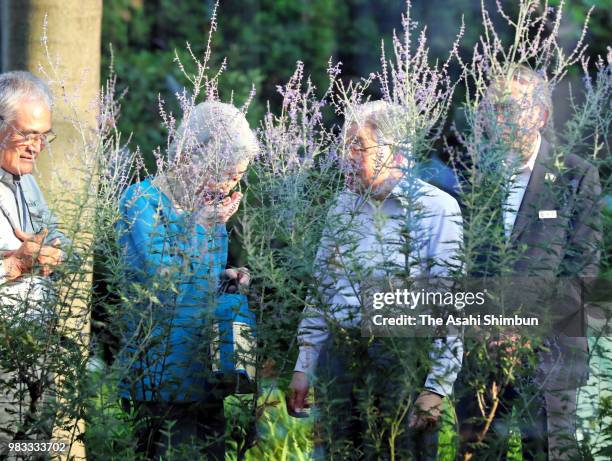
[170,100,258,165]
[0,71,53,124]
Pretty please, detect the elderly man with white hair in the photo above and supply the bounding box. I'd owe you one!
[0,71,67,452]
[116,100,258,460]
[287,100,464,460]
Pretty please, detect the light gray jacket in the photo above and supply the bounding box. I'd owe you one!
[0,168,68,320]
[295,179,464,396]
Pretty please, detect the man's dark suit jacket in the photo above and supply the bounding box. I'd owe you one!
[512,138,601,390]
[468,137,602,391]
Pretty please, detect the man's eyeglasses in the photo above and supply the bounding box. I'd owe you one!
[0,116,56,146]
[347,140,394,152]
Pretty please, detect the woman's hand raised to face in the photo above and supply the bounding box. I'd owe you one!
[198,191,243,226]
[218,191,243,222]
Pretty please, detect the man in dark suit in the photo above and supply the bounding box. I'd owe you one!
[456,65,602,460]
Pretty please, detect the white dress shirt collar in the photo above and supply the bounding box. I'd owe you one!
[520,132,541,173]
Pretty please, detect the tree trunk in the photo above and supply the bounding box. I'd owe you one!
[1,2,102,460]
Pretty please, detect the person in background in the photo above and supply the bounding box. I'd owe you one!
[455,65,602,461]
[116,101,258,459]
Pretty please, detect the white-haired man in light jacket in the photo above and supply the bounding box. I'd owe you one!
[0,71,67,450]
[287,100,464,460]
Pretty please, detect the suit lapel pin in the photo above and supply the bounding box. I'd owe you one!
[544,172,557,182]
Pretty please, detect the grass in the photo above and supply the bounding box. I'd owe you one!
[226,386,312,461]
[85,364,528,460]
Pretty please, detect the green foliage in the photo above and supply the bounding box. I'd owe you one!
[102,0,345,165]
[84,363,138,460]
[548,0,611,56]
[102,0,611,166]
[3,1,605,460]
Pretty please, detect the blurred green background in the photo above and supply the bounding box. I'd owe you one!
[101,0,611,170]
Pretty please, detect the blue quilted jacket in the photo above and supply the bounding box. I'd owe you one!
[116,178,248,401]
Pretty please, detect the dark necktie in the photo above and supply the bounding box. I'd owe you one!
[14,176,34,233]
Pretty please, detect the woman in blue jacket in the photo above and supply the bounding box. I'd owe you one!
[116,101,258,460]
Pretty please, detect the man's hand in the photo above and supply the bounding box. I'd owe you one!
[223,267,250,294]
[36,240,63,276]
[408,390,444,431]
[487,333,531,358]
[2,254,27,281]
[6,228,47,270]
[286,371,310,418]
[5,229,63,276]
